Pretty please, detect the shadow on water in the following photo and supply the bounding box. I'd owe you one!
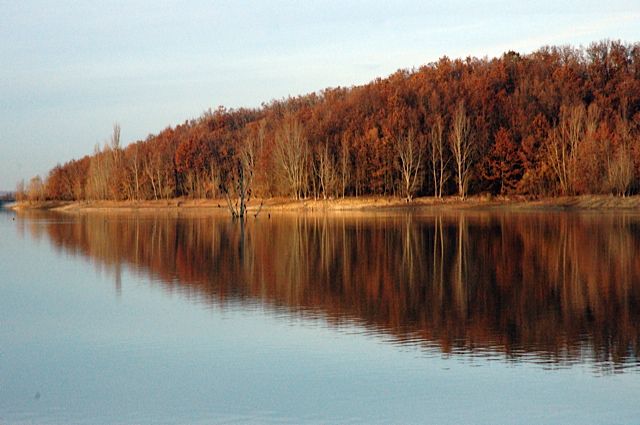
[15,209,640,372]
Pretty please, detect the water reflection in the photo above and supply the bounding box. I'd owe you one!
[17,210,640,372]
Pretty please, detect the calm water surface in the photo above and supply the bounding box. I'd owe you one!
[1,208,639,424]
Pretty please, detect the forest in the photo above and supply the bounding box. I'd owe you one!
[19,40,640,204]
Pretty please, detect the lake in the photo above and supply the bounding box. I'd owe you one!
[1,208,639,424]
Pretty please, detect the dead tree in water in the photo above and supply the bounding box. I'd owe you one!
[221,161,249,219]
[220,122,264,219]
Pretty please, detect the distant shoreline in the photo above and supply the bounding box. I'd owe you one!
[7,195,640,213]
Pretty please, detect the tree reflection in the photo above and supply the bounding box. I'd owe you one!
[21,210,640,370]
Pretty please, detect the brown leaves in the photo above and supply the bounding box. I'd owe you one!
[38,40,640,201]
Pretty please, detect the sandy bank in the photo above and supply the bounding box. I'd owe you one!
[7,195,640,214]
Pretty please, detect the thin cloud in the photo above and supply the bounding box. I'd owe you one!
[488,12,640,55]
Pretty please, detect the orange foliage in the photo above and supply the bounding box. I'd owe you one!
[34,40,640,200]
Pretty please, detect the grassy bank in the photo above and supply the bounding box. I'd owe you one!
[7,195,640,214]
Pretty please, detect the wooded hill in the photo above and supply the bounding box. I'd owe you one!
[22,40,640,203]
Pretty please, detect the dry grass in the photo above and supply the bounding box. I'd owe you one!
[8,194,640,214]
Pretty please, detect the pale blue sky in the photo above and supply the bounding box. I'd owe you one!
[1,1,639,190]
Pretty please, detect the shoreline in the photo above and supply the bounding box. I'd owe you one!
[7,195,640,213]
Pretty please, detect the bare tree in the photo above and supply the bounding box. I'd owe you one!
[143,149,160,200]
[221,122,264,218]
[110,123,121,150]
[546,128,570,195]
[396,128,425,202]
[143,145,174,200]
[449,102,474,198]
[87,144,111,200]
[109,123,124,199]
[339,135,351,198]
[546,104,586,195]
[15,179,26,202]
[607,144,634,196]
[429,115,449,198]
[315,141,337,199]
[27,175,45,202]
[274,115,309,199]
[131,143,141,200]
[121,142,142,200]
[86,123,122,200]
[206,162,220,199]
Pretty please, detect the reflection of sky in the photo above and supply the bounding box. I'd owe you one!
[1,1,640,189]
[2,211,640,424]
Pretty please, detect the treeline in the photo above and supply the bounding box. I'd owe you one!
[21,40,640,202]
[0,192,15,202]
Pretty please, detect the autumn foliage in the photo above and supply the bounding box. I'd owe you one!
[32,40,640,201]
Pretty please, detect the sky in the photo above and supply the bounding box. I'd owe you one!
[1,1,639,191]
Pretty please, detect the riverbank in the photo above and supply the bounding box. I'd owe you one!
[7,194,640,213]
